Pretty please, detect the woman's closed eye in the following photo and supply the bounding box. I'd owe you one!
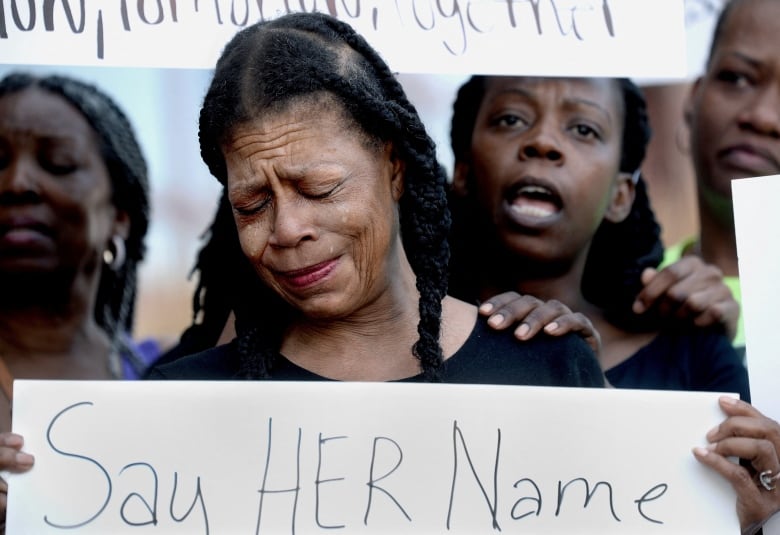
[299,181,341,200]
[233,194,272,216]
[38,154,79,176]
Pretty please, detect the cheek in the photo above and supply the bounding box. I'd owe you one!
[470,142,510,203]
[237,221,270,261]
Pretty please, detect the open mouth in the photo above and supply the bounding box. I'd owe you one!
[506,184,562,220]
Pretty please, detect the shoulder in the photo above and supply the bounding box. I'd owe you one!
[442,317,604,388]
[145,342,241,380]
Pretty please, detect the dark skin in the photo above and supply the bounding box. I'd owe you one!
[685,0,780,279]
[454,75,775,534]
[0,88,130,524]
[464,77,738,361]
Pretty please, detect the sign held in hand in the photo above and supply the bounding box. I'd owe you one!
[8,381,738,534]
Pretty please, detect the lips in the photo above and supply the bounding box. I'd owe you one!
[503,179,562,227]
[0,215,54,247]
[718,144,780,177]
[275,258,339,289]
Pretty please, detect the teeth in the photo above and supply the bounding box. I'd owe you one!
[519,185,552,195]
[510,204,555,218]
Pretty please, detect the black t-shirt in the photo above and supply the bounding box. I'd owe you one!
[605,326,751,402]
[147,316,606,388]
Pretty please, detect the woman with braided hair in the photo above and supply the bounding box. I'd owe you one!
[445,75,780,533]
[447,74,749,399]
[0,72,152,526]
[145,11,604,387]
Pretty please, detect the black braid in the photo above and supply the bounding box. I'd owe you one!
[197,12,449,381]
[0,72,151,371]
[448,76,663,327]
[581,79,663,329]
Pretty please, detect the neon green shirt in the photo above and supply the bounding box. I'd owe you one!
[661,238,744,349]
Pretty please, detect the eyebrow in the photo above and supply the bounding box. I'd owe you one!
[493,87,613,124]
[721,50,763,70]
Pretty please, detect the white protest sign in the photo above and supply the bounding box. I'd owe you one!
[8,380,738,534]
[733,175,780,535]
[0,0,686,78]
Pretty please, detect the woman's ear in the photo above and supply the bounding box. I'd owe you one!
[452,161,471,197]
[603,172,636,223]
[388,145,405,202]
[112,209,131,240]
[683,77,701,128]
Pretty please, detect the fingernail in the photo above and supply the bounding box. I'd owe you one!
[543,321,559,333]
[488,314,504,327]
[632,301,645,314]
[479,302,494,313]
[16,452,34,466]
[515,323,530,338]
[706,427,717,440]
[692,446,709,456]
[720,396,738,405]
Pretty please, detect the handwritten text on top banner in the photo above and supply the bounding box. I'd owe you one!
[0,0,686,78]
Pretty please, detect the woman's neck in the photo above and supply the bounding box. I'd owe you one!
[696,204,739,277]
[0,274,113,379]
[0,314,113,380]
[281,255,424,381]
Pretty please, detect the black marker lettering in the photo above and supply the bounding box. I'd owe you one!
[447,421,501,530]
[510,478,542,520]
[138,0,165,25]
[364,436,410,525]
[44,402,112,529]
[634,483,667,524]
[11,0,35,31]
[254,417,302,535]
[231,0,250,26]
[170,471,210,534]
[43,0,85,32]
[96,8,103,58]
[436,0,467,56]
[315,433,347,529]
[555,477,621,522]
[119,462,159,527]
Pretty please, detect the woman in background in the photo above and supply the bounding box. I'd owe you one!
[0,72,152,528]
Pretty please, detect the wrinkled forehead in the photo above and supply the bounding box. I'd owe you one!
[228,92,380,153]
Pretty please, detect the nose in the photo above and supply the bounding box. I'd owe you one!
[518,123,564,163]
[267,196,316,248]
[738,85,780,139]
[0,156,41,203]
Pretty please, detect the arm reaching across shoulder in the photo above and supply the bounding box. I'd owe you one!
[633,256,739,340]
[693,397,780,535]
[0,432,34,531]
[479,292,601,355]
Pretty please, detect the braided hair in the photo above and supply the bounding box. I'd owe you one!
[448,76,663,328]
[197,12,451,380]
[0,72,151,373]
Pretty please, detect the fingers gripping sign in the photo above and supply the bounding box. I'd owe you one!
[692,397,780,534]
